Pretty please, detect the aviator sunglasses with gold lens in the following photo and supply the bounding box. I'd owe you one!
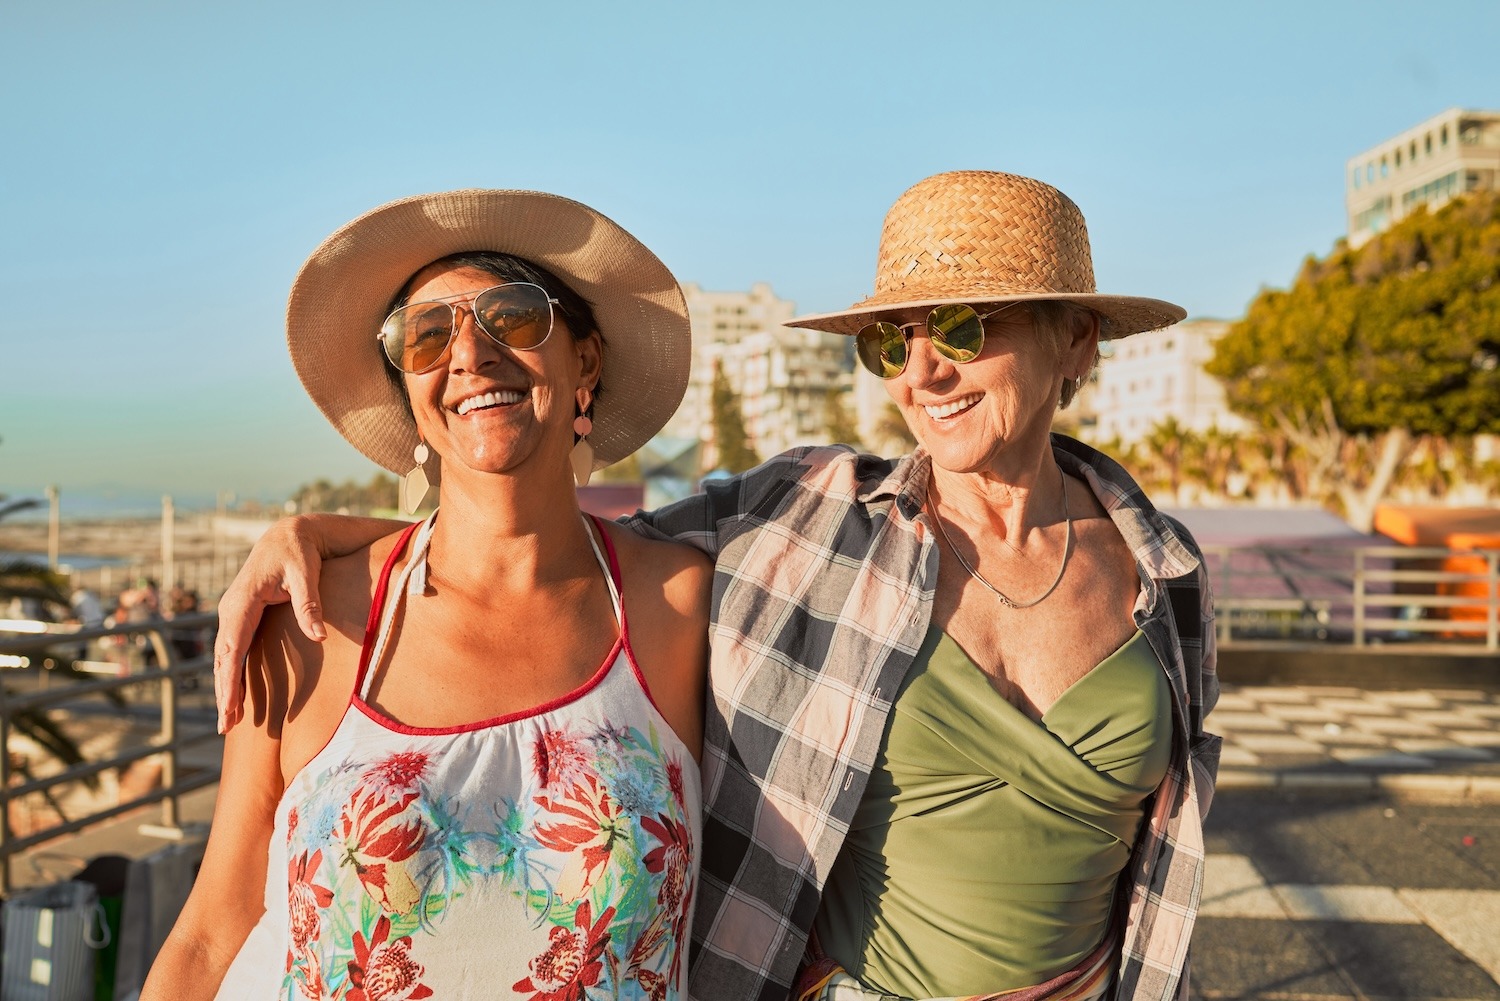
[855,303,1015,379]
[378,281,561,374]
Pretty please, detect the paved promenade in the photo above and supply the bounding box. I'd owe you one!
[1211,683,1500,800]
[7,683,1499,996]
[1200,683,1500,996]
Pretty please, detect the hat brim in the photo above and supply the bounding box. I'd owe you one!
[287,190,690,476]
[787,291,1186,338]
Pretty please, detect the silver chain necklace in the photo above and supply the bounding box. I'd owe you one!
[930,468,1073,610]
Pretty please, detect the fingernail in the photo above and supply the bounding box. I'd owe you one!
[311,623,327,641]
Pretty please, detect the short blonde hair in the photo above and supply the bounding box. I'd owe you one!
[1026,301,1100,410]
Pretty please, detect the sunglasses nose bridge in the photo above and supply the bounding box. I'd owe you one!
[902,328,951,382]
[443,302,507,369]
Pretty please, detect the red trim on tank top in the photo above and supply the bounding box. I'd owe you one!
[350,514,647,736]
[284,520,425,782]
[587,515,670,721]
[353,637,627,736]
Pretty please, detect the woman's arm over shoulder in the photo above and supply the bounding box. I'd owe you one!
[143,608,307,1000]
[604,523,711,762]
[621,445,868,556]
[215,514,402,733]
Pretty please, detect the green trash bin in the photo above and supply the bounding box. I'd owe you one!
[72,857,128,1001]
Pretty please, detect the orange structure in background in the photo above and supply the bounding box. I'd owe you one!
[1374,505,1500,630]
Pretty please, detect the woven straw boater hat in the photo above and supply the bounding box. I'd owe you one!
[788,170,1185,337]
[287,189,690,477]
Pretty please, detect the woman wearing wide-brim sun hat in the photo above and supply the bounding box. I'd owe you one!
[144,189,712,1001]
[779,171,1218,1001]
[214,170,1220,1001]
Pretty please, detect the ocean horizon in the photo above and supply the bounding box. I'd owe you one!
[0,549,129,570]
[0,486,284,522]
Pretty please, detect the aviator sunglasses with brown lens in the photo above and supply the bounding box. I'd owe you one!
[378,281,561,374]
[855,303,1017,379]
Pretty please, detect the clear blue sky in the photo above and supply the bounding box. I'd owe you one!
[3,1,1496,514]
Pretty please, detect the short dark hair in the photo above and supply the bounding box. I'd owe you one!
[381,251,605,420]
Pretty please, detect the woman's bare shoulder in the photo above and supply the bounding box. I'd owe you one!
[599,520,708,760]
[603,520,712,602]
[246,528,412,732]
[315,530,409,636]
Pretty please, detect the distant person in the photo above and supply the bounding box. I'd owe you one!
[215,172,1220,999]
[143,190,710,1000]
[69,586,105,629]
[166,585,205,662]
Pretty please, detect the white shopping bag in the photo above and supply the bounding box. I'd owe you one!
[1,881,110,1001]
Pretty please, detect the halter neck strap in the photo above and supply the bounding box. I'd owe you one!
[357,511,621,701]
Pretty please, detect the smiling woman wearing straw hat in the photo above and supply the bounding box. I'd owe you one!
[211,171,1219,1001]
[143,190,711,1001]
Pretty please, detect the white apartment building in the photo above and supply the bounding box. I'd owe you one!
[1088,320,1247,445]
[1346,108,1500,247]
[667,282,854,466]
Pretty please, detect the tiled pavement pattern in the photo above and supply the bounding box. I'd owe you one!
[1200,852,1500,990]
[1195,793,1500,998]
[1211,685,1500,799]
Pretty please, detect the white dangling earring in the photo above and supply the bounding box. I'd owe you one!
[570,389,595,488]
[401,440,431,515]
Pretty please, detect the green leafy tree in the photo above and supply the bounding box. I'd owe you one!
[593,452,642,484]
[1207,193,1500,530]
[1137,417,1193,499]
[710,361,761,473]
[290,472,400,514]
[821,388,864,449]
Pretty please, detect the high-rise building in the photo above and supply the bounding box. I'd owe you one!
[1346,108,1500,247]
[1086,320,1247,445]
[667,283,854,467]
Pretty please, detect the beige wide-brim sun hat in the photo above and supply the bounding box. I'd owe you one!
[788,171,1185,338]
[287,189,691,477]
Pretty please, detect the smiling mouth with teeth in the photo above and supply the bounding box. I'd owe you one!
[924,393,982,420]
[454,390,525,416]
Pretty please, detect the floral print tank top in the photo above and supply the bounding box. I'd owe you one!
[231,514,702,1001]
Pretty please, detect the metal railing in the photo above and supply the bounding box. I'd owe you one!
[63,555,245,607]
[1205,543,1500,651]
[0,613,220,892]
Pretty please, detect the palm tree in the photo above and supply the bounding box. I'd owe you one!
[1,496,68,612]
[1,490,97,822]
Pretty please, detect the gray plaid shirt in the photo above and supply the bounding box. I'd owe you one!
[627,436,1220,1001]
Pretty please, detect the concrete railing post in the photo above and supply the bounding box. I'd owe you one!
[1,681,11,894]
[145,627,180,833]
[1216,548,1232,647]
[1353,549,1367,648]
[1488,551,1499,653]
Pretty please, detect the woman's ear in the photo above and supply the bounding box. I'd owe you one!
[1068,311,1101,378]
[576,331,603,390]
